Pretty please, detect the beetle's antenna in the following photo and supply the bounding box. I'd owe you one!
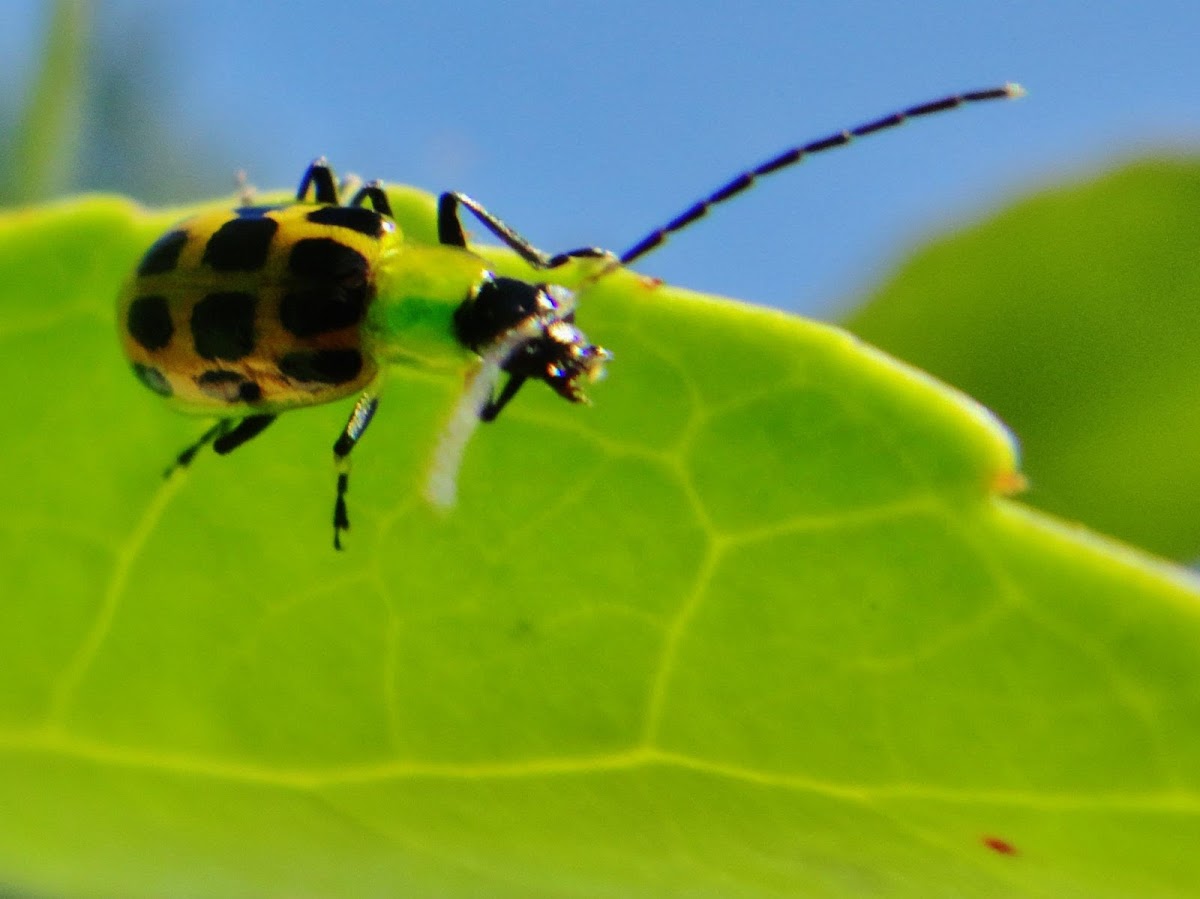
[614,83,1024,268]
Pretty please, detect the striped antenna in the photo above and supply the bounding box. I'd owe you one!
[618,83,1024,267]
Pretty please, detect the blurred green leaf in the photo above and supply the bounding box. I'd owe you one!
[0,187,1197,897]
[2,0,90,203]
[845,159,1200,562]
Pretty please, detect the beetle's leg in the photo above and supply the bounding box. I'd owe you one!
[331,392,380,550]
[296,158,340,204]
[480,373,527,422]
[437,192,610,270]
[213,414,277,455]
[348,180,394,217]
[163,413,275,477]
[165,419,234,476]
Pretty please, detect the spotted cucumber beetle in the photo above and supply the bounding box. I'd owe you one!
[119,83,1022,548]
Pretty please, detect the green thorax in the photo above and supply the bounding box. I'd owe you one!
[365,241,490,371]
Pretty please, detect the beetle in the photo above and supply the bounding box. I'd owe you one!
[118,84,1022,548]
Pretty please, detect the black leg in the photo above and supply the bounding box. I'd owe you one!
[437,192,609,269]
[164,412,274,476]
[213,414,277,455]
[437,192,468,247]
[165,420,233,476]
[480,373,527,423]
[331,392,380,550]
[296,158,339,204]
[349,180,394,217]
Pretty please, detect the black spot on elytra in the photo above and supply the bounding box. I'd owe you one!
[132,362,172,397]
[288,237,368,283]
[127,295,174,351]
[136,230,188,276]
[279,348,363,385]
[280,285,367,337]
[305,205,386,237]
[196,370,263,404]
[201,217,279,272]
[191,292,257,361]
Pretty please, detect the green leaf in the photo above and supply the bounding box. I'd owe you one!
[2,0,90,203]
[1,188,1198,898]
[845,159,1200,562]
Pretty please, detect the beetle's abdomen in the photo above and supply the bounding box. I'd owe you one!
[119,203,397,414]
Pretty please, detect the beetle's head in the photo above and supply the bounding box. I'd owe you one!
[455,276,610,411]
[506,304,611,404]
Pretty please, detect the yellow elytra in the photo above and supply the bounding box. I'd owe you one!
[119,202,390,413]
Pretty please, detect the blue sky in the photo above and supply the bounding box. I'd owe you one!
[5,1,1200,314]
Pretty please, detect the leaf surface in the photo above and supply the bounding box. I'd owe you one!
[846,159,1200,561]
[0,189,1197,897]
